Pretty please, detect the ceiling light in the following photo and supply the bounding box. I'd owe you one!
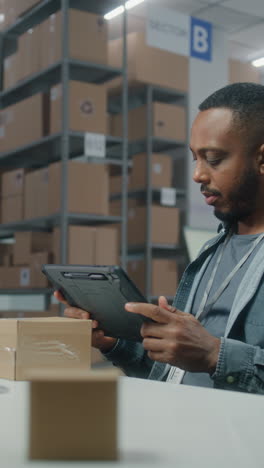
[125,0,145,9]
[104,5,125,21]
[252,57,264,68]
[104,0,145,20]
[0,14,5,23]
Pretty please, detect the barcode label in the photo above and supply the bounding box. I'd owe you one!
[84,132,106,158]
[160,188,176,206]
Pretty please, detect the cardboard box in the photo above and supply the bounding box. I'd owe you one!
[2,168,25,197]
[41,10,107,69]
[131,153,172,189]
[108,31,189,92]
[14,232,53,266]
[24,167,49,219]
[3,52,19,90]
[128,205,180,246]
[48,161,109,215]
[50,81,107,135]
[0,309,60,319]
[29,369,118,460]
[109,173,132,194]
[110,103,186,142]
[127,258,178,296]
[30,252,52,288]
[0,93,48,154]
[0,266,31,288]
[229,59,260,84]
[17,25,42,81]
[0,243,13,266]
[1,195,24,224]
[53,225,119,265]
[0,318,92,380]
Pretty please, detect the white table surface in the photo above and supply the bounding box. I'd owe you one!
[0,376,263,468]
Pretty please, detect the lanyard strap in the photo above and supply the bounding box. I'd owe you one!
[167,231,264,385]
[195,232,264,322]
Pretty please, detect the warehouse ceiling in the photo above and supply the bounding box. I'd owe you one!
[133,0,264,62]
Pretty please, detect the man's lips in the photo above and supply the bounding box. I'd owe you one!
[201,191,220,205]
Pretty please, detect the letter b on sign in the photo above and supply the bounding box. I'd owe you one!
[190,17,212,62]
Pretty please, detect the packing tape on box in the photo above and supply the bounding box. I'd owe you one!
[0,342,80,361]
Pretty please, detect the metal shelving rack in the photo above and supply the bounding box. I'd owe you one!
[0,0,129,299]
[110,83,188,302]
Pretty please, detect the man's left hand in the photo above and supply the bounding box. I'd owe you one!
[125,297,220,375]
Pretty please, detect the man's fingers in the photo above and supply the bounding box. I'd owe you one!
[158,295,169,309]
[142,337,163,352]
[125,302,173,323]
[54,290,68,306]
[140,322,166,339]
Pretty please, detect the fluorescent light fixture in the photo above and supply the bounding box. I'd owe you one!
[252,57,264,68]
[0,14,5,23]
[125,0,145,9]
[104,0,145,20]
[104,5,125,20]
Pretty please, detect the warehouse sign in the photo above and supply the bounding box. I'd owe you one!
[146,6,212,62]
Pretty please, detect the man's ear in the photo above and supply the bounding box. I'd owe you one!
[257,144,264,174]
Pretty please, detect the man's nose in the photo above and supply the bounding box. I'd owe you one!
[192,161,210,184]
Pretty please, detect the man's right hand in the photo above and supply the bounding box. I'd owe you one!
[53,290,117,353]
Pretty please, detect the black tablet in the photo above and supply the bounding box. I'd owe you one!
[42,264,149,342]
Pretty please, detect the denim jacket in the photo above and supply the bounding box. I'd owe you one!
[105,227,264,394]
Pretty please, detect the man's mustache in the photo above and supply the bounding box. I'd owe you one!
[200,185,221,196]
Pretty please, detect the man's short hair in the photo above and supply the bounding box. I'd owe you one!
[199,82,264,151]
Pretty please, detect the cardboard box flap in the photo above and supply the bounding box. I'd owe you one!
[0,319,19,348]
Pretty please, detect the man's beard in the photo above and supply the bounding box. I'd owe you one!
[214,165,259,224]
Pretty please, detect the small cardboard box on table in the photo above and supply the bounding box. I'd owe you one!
[29,368,119,461]
[0,317,92,380]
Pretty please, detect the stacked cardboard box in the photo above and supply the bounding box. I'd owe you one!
[2,8,108,91]
[1,168,26,223]
[110,102,186,142]
[50,81,107,135]
[128,205,180,246]
[127,258,178,297]
[108,31,189,92]
[0,93,48,154]
[53,226,119,265]
[24,161,110,219]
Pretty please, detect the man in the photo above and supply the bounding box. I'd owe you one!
[56,82,264,393]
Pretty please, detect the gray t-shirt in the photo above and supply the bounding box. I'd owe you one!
[181,232,263,388]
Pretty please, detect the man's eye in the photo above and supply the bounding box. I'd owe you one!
[207,159,221,166]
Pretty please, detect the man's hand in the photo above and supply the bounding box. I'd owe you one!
[125,296,220,374]
[54,291,117,353]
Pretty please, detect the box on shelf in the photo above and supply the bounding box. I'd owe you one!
[53,225,119,265]
[0,93,49,154]
[229,59,260,84]
[0,266,31,288]
[131,153,173,189]
[29,369,118,460]
[13,231,53,266]
[110,103,186,142]
[48,161,109,215]
[1,195,24,224]
[0,317,92,380]
[24,166,49,219]
[2,168,25,198]
[41,10,108,69]
[128,205,180,246]
[30,251,53,288]
[3,53,19,89]
[109,173,132,194]
[50,81,107,135]
[127,258,178,297]
[16,24,42,82]
[0,243,13,267]
[108,31,189,92]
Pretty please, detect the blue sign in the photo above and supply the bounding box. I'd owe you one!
[190,16,212,62]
